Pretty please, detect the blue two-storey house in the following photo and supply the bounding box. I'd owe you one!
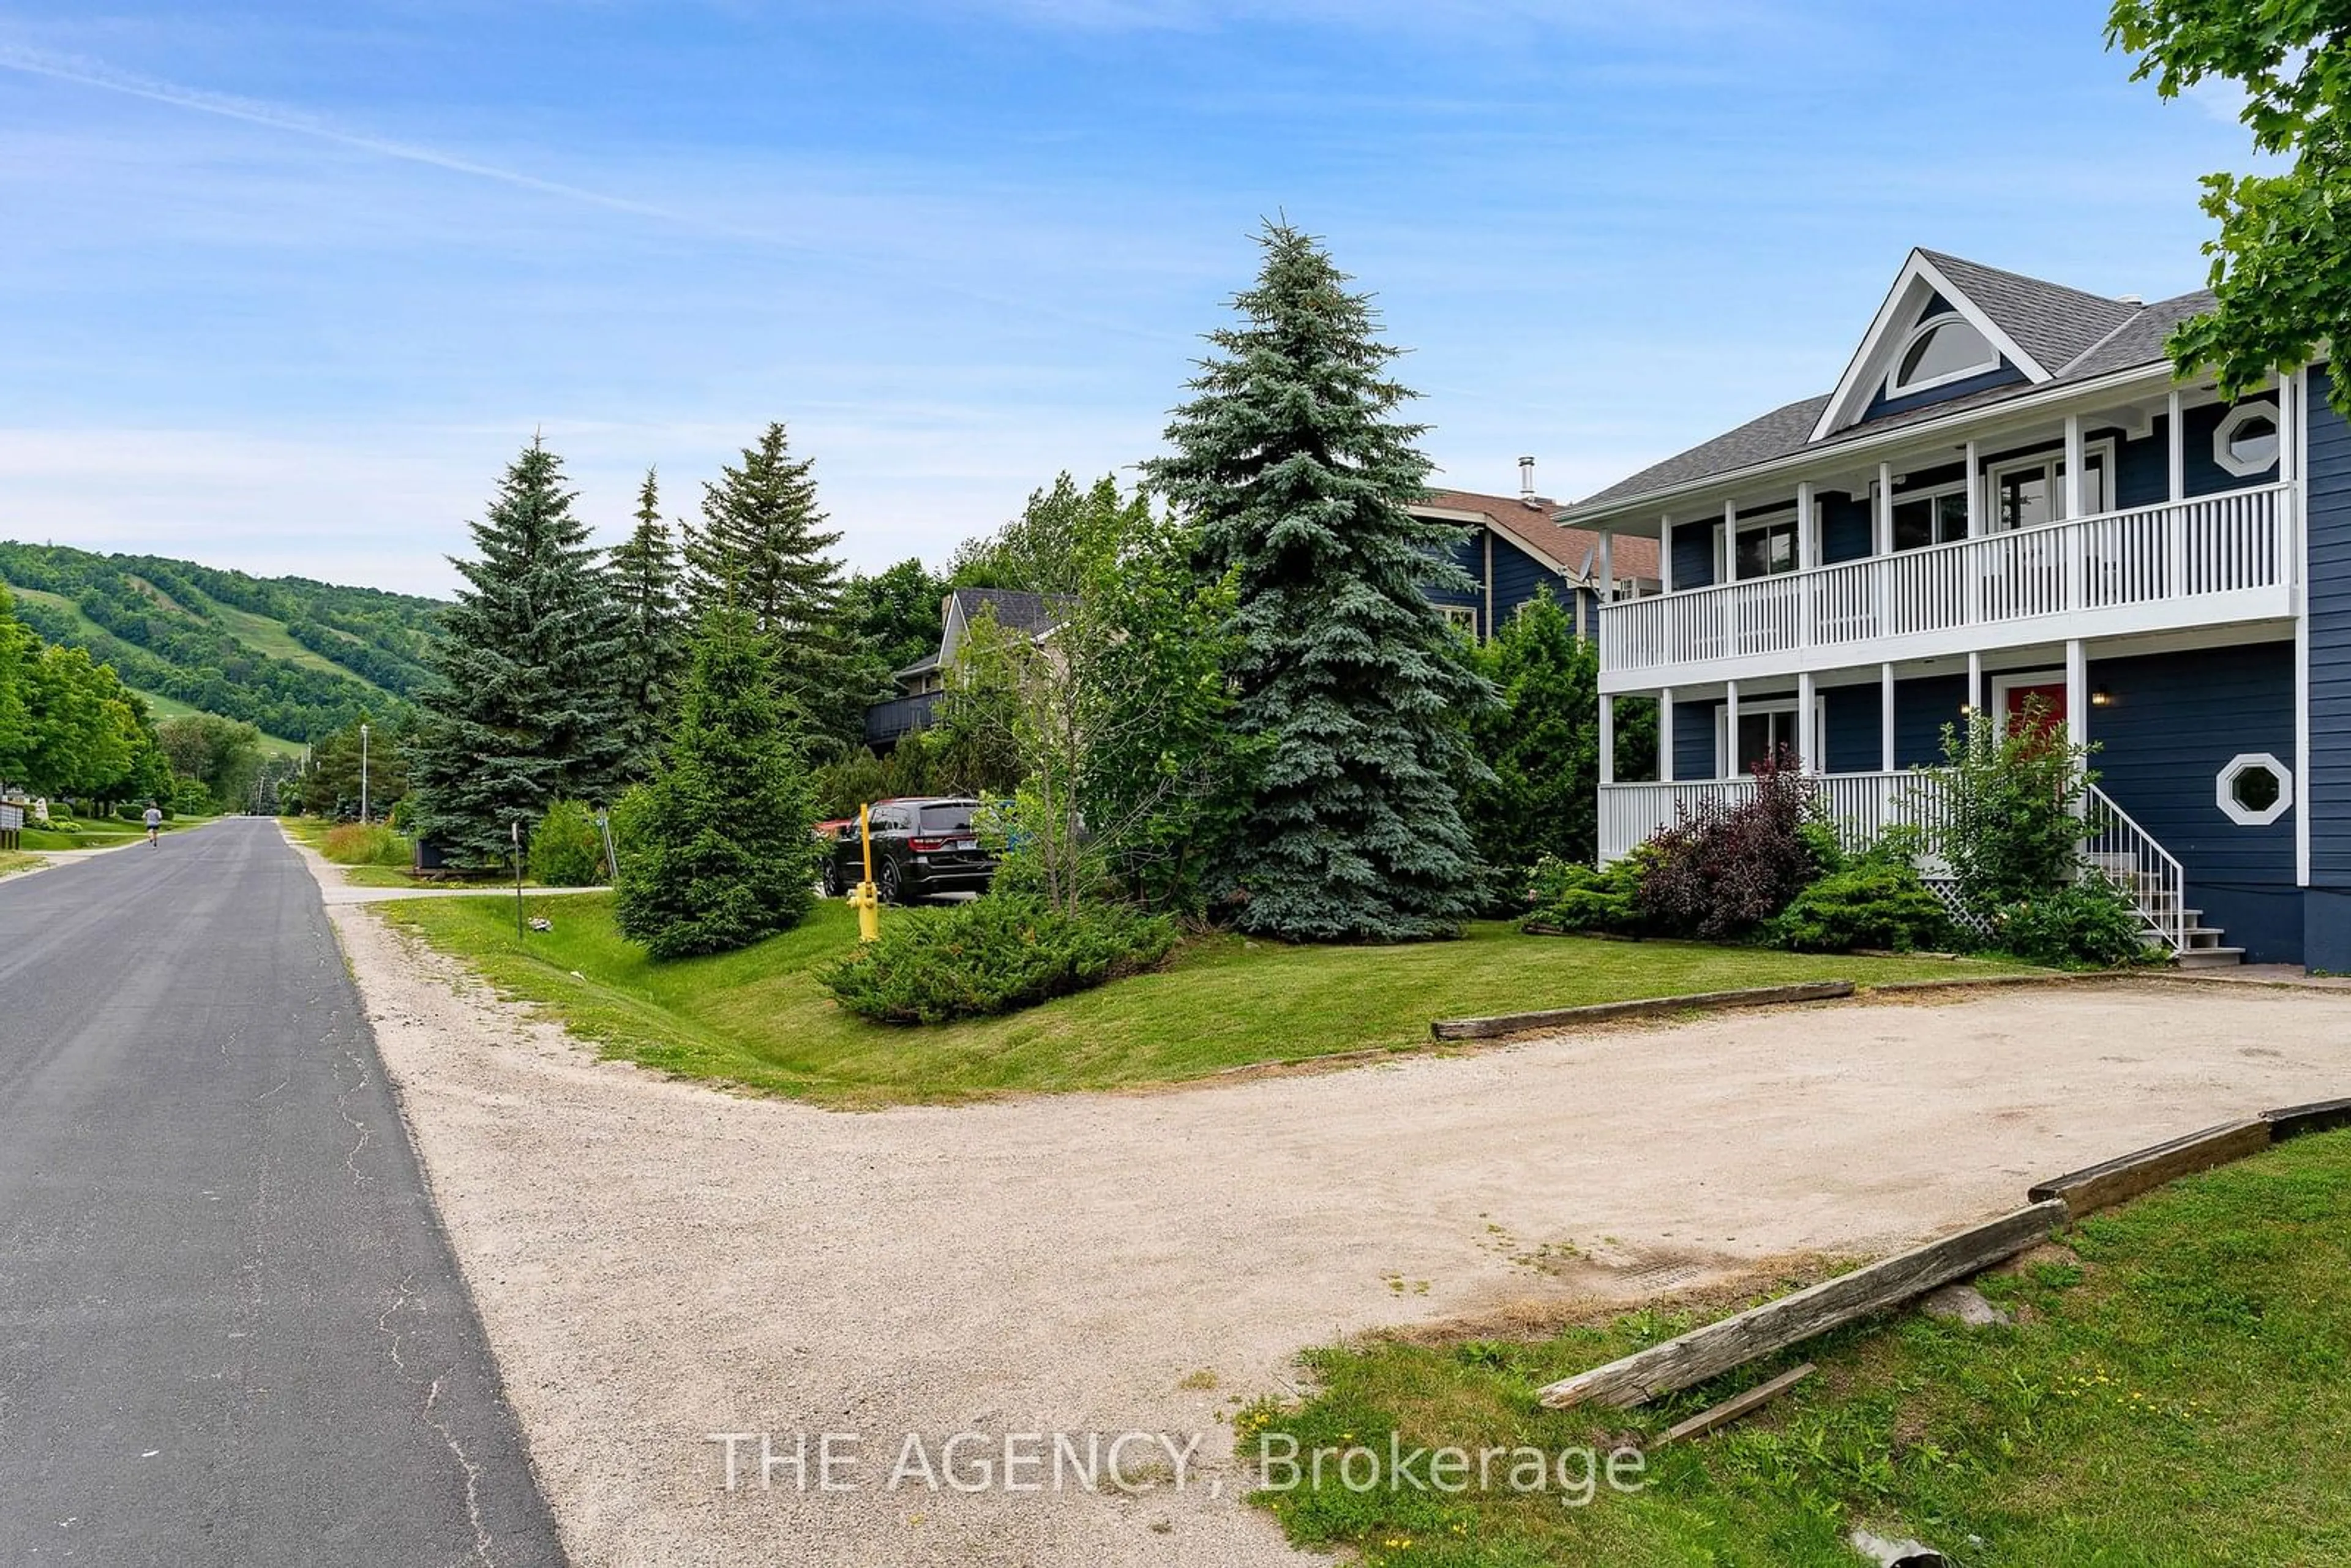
[1559,247,2351,968]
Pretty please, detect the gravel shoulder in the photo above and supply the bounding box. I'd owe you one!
[320,880,2351,1568]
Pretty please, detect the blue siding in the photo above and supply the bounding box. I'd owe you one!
[1489,536,1567,631]
[2306,367,2351,968]
[1823,685,1881,773]
[2113,421,2168,510]
[1670,520,1714,591]
[2184,397,2278,497]
[2090,643,2300,964]
[1894,675,1966,769]
[1862,361,2030,424]
[1673,699,1715,781]
[1821,493,1872,563]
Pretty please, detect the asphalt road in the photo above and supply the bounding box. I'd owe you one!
[0,819,564,1566]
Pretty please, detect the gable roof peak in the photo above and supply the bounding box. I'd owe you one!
[1808,246,2142,443]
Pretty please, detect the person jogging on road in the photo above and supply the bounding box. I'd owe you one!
[143,801,162,848]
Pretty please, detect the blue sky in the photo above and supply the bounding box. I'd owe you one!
[0,2,2254,595]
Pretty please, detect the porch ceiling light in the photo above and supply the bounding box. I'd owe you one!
[2216,752,2293,827]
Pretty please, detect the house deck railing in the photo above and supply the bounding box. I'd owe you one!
[862,690,941,747]
[1598,774,2188,953]
[1599,484,2292,682]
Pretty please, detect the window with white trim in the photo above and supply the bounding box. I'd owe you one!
[1987,441,2115,530]
[1716,698,1819,776]
[1720,508,1799,582]
[1886,315,2000,399]
[1890,481,1969,551]
[1436,603,1479,638]
[2213,402,2281,478]
[2217,752,2292,827]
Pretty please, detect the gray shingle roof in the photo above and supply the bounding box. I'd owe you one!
[1567,256,2217,517]
[951,588,1069,638]
[1919,249,2139,375]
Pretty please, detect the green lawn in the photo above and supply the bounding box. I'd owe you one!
[1239,1128,2351,1567]
[20,814,212,850]
[0,849,40,878]
[381,894,2033,1108]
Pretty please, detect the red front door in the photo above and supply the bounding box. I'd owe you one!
[2004,681,2068,749]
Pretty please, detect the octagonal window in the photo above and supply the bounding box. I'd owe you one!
[2214,402,2281,478]
[2216,752,2293,827]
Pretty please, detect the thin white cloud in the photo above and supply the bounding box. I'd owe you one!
[0,40,700,227]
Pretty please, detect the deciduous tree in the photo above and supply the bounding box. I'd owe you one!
[2109,2,2351,415]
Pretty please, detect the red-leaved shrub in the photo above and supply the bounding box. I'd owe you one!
[1634,751,1822,940]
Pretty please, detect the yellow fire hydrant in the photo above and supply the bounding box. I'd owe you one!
[850,801,880,943]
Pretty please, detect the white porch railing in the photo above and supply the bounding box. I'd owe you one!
[1600,484,2291,681]
[1599,771,1942,864]
[1597,775,2189,953]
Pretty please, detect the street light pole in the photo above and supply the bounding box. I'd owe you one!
[360,722,370,823]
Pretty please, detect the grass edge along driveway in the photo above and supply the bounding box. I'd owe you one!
[379,893,2034,1108]
[1235,1126,2351,1567]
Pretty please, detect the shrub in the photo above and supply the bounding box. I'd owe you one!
[1521,853,1646,936]
[529,798,606,887]
[1635,752,1824,941]
[320,822,411,867]
[1769,861,1957,953]
[1919,699,2096,917]
[823,895,1180,1024]
[1991,879,2156,969]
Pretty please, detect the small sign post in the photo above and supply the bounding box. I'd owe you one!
[512,818,525,939]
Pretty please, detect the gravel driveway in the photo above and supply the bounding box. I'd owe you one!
[323,890,2351,1568]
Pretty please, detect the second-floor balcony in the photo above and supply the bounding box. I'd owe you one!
[1596,482,2293,690]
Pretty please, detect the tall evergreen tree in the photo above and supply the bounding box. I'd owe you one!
[1465,589,1602,883]
[614,602,820,959]
[681,422,860,750]
[405,440,629,866]
[1144,221,1493,942]
[609,467,684,776]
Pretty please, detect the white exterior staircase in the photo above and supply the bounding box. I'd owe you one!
[2082,787,2240,967]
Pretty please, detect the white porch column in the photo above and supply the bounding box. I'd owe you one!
[2166,389,2185,502]
[2066,639,2088,754]
[1874,462,1892,554]
[1723,681,1740,781]
[1796,670,1816,772]
[1600,693,1616,786]
[2063,413,2085,517]
[1967,650,1984,717]
[1659,687,1676,784]
[1796,480,1816,569]
[1598,528,1614,602]
[1880,662,1896,773]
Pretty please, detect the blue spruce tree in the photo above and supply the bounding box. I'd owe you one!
[1146,222,1492,941]
[406,439,628,866]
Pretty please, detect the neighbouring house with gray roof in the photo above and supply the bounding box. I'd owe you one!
[863,588,1073,749]
[1561,245,2351,969]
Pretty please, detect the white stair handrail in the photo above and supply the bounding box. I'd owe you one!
[2083,782,2187,952]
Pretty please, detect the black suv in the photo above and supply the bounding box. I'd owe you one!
[820,797,996,903]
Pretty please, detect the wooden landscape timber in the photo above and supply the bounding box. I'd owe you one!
[1537,1201,2066,1410]
[2026,1118,2272,1217]
[2264,1096,2351,1142]
[1650,1362,1817,1448]
[1430,980,1852,1041]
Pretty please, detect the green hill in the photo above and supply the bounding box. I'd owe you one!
[0,542,445,743]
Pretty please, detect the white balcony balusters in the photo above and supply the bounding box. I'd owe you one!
[1599,484,2292,682]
